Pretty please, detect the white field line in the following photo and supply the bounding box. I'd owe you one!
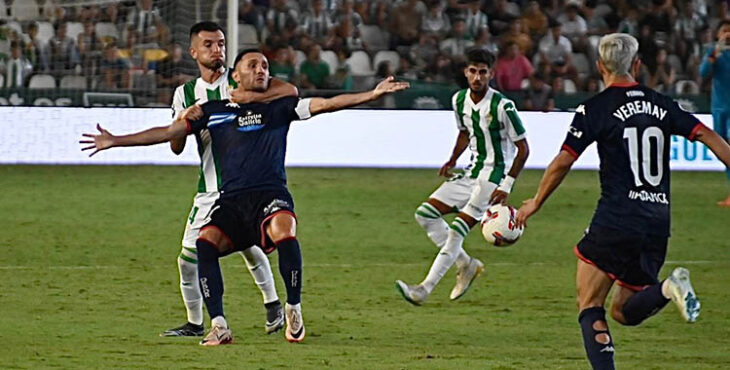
[0,260,723,270]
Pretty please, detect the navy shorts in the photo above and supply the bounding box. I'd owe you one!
[201,189,296,255]
[574,224,668,291]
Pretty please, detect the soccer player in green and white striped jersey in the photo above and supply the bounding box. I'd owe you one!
[161,22,298,337]
[396,48,530,305]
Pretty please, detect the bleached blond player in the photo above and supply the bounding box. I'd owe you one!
[396,48,529,305]
[161,21,298,337]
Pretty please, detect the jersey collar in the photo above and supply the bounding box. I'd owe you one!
[608,82,639,88]
[467,87,493,109]
[197,67,230,90]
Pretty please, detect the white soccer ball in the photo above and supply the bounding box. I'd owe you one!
[481,204,523,247]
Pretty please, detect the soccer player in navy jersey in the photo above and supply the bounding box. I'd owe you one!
[515,34,730,369]
[81,49,409,346]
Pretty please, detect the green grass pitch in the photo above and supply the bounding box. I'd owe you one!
[1,166,729,369]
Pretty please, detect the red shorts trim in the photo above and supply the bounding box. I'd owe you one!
[199,225,234,249]
[573,246,647,292]
[259,210,297,254]
[561,144,579,159]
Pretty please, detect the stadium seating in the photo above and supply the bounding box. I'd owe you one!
[66,22,84,41]
[0,74,4,87]
[675,80,700,95]
[572,53,591,77]
[359,25,389,52]
[36,21,55,46]
[346,50,373,76]
[294,49,307,73]
[28,74,57,89]
[373,51,400,72]
[238,24,259,49]
[95,23,120,43]
[11,0,39,22]
[563,79,577,94]
[60,75,87,89]
[320,50,339,75]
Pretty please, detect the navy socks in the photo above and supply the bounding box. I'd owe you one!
[196,239,224,319]
[579,307,615,370]
[276,238,302,305]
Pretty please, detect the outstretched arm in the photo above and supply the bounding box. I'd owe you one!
[695,125,730,167]
[80,105,202,157]
[307,76,409,115]
[490,138,530,205]
[438,130,469,177]
[515,149,575,227]
[230,78,299,103]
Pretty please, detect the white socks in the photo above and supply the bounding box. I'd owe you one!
[241,246,279,304]
[421,227,466,292]
[415,203,471,269]
[178,251,204,325]
[211,315,228,329]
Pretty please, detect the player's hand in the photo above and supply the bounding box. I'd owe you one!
[489,190,509,205]
[79,123,115,157]
[515,198,540,228]
[229,88,254,104]
[438,160,456,177]
[373,76,410,98]
[181,104,203,122]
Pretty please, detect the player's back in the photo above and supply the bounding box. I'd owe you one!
[563,83,702,236]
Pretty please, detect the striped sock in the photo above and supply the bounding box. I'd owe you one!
[421,218,470,292]
[415,203,471,269]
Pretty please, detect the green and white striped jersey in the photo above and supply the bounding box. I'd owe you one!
[172,68,237,193]
[452,88,527,184]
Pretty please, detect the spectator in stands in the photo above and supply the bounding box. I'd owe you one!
[463,0,488,40]
[238,0,264,30]
[439,18,474,61]
[369,0,390,30]
[501,18,532,56]
[699,20,730,206]
[329,47,353,90]
[299,44,330,90]
[98,42,129,90]
[487,0,515,36]
[521,1,547,38]
[126,0,164,45]
[156,43,194,89]
[473,28,498,56]
[37,0,58,22]
[647,48,675,93]
[102,2,125,32]
[424,52,453,83]
[584,77,601,93]
[47,22,81,78]
[119,29,144,69]
[523,75,554,111]
[583,0,609,36]
[538,19,573,69]
[639,0,675,46]
[266,0,299,43]
[300,0,335,43]
[397,55,418,80]
[24,23,49,72]
[410,33,439,71]
[617,7,639,36]
[78,20,101,76]
[675,0,706,65]
[558,2,587,50]
[551,75,565,94]
[638,24,659,74]
[390,0,422,48]
[269,46,296,83]
[2,41,33,88]
[422,0,450,39]
[494,41,533,92]
[336,0,364,51]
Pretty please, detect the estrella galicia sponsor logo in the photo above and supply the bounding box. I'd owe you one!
[237,110,264,131]
[264,199,290,215]
[628,190,668,204]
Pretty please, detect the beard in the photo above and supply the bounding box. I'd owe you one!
[202,58,224,71]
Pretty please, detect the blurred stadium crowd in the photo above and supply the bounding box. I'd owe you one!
[0,0,728,109]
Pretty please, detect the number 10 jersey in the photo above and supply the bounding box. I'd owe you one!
[561,82,704,237]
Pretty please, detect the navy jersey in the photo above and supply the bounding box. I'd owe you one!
[562,83,703,236]
[187,96,311,196]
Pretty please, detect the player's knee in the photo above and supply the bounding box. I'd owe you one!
[609,305,631,325]
[415,203,441,225]
[267,213,297,242]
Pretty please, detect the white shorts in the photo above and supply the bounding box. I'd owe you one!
[429,176,498,220]
[181,192,220,248]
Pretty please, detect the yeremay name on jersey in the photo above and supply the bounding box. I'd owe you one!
[612,98,668,122]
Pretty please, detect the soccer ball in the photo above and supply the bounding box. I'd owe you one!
[481,204,523,247]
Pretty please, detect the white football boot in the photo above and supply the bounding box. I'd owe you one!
[395,280,429,306]
[665,267,701,323]
[450,257,485,300]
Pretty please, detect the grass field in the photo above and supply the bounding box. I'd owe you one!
[1,165,729,369]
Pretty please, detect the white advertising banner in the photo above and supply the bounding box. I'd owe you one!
[0,107,722,171]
